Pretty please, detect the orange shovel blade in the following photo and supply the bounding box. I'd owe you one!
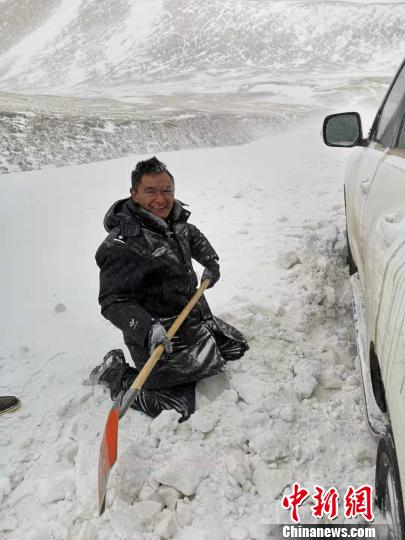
[98,396,120,515]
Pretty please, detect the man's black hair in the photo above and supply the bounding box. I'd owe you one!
[131,156,174,189]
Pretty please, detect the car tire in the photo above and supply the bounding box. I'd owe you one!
[375,426,405,539]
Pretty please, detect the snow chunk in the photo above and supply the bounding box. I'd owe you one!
[109,506,145,539]
[230,373,267,405]
[154,509,179,538]
[269,293,288,317]
[132,500,163,521]
[138,485,164,505]
[75,444,98,517]
[110,500,162,536]
[189,408,218,433]
[318,369,343,389]
[157,485,182,509]
[226,452,251,486]
[110,442,153,505]
[176,499,193,527]
[252,461,291,502]
[277,250,300,269]
[249,420,290,462]
[150,409,181,440]
[196,372,230,403]
[35,477,65,504]
[154,443,210,496]
[293,373,318,400]
[35,471,75,505]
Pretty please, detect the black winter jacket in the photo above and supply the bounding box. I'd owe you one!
[96,198,251,388]
[96,198,219,348]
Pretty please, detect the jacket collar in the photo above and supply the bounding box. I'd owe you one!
[103,197,190,234]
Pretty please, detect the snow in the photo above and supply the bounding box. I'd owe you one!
[0,0,403,98]
[0,0,396,535]
[153,443,211,497]
[0,0,84,81]
[0,118,379,538]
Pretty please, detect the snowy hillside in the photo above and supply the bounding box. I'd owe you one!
[0,0,403,97]
[0,119,378,539]
[0,0,403,174]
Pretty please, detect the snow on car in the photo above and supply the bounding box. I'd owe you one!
[323,57,405,539]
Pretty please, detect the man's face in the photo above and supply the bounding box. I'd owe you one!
[130,172,175,220]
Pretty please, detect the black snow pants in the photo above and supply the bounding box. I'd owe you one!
[111,328,247,422]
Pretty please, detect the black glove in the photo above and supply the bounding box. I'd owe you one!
[201,261,220,289]
[148,322,173,355]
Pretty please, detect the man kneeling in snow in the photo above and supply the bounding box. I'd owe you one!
[91,156,248,421]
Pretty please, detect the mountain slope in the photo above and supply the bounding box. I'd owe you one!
[0,0,403,97]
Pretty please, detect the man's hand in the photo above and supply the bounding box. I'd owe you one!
[148,322,173,355]
[201,261,220,289]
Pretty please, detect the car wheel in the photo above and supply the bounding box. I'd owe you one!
[375,426,405,539]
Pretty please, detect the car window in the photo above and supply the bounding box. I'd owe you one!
[373,65,405,148]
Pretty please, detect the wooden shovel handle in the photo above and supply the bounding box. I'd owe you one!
[119,279,210,417]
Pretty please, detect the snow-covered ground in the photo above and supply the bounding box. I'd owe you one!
[0,116,378,539]
[0,90,313,174]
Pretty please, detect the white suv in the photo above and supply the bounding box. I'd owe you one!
[323,58,405,538]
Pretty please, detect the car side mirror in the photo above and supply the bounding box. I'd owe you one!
[323,112,364,147]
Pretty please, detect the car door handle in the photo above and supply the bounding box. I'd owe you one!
[360,178,372,195]
[377,213,404,247]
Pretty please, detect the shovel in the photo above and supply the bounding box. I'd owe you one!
[98,279,210,515]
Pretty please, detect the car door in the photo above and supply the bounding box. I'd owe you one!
[363,147,405,508]
[359,61,405,347]
[359,66,405,501]
[347,61,405,287]
[345,144,386,284]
